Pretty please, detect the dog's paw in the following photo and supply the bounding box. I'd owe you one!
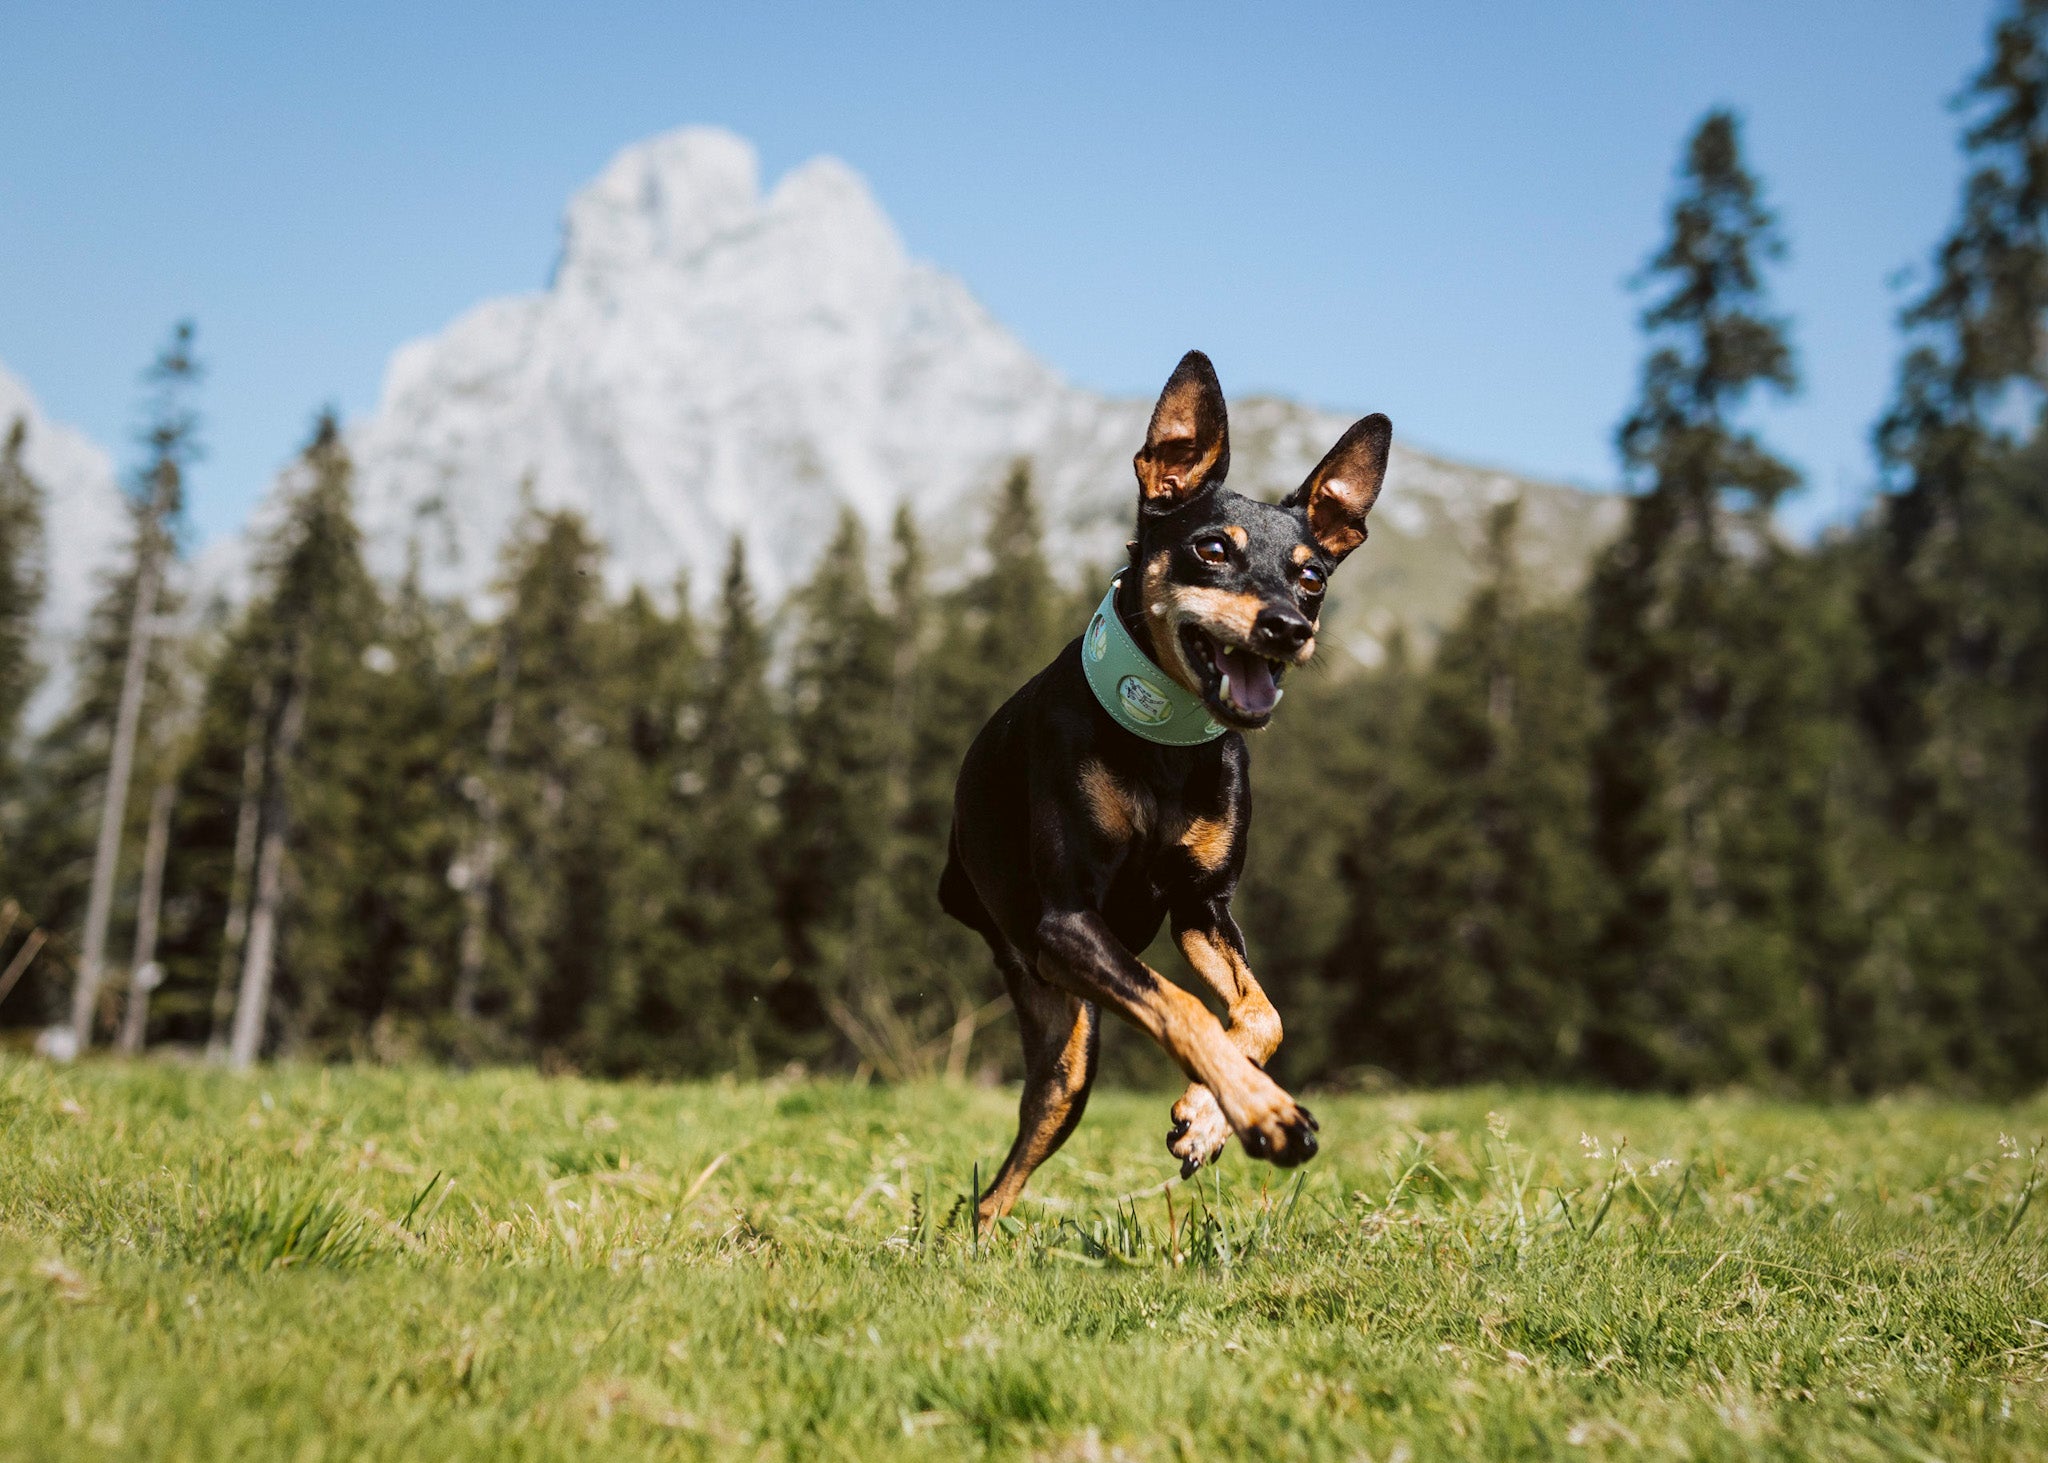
[1225,1074,1320,1169]
[1167,1084,1231,1178]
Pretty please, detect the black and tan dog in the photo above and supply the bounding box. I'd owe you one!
[941,350,1391,1229]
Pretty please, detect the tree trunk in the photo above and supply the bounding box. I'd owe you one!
[452,635,515,1024]
[116,781,175,1055]
[205,679,272,1061]
[67,541,162,1051]
[228,668,307,1071]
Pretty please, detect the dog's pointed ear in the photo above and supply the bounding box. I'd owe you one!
[1285,414,1391,559]
[1134,351,1230,513]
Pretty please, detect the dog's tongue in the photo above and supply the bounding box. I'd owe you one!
[1221,647,1281,716]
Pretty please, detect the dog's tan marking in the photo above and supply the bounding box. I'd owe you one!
[1223,525,1247,549]
[1169,927,1287,1172]
[1034,943,1309,1163]
[1036,950,1217,1067]
[1169,581,1319,669]
[1140,555,1320,690]
[1171,587,1264,645]
[1179,929,1282,1062]
[1180,816,1234,873]
[977,996,1095,1228]
[1079,758,1148,843]
[1141,553,1208,696]
[1142,550,1174,616]
[1291,543,1315,566]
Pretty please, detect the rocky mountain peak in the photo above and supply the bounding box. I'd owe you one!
[559,128,762,280]
[10,126,1619,709]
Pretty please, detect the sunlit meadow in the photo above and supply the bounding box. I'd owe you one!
[2,1058,2044,1460]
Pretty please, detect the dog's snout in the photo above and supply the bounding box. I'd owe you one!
[1252,606,1313,655]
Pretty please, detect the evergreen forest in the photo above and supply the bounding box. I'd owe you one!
[4,2,2047,1099]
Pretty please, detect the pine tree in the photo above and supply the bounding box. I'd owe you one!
[1858,0,2048,1089]
[113,781,174,1053]
[777,509,897,1064]
[457,510,625,1064]
[10,386,188,1036]
[1339,502,1600,1082]
[1277,631,1420,1082]
[450,614,513,1035]
[911,466,1080,1075]
[928,463,1069,755]
[880,505,940,946]
[585,579,703,1073]
[1759,536,1883,1092]
[157,616,276,1055]
[678,540,785,1072]
[333,563,471,1057]
[0,416,47,1017]
[211,414,381,1065]
[876,507,993,1078]
[65,322,200,1049]
[0,417,45,801]
[1582,111,1811,1089]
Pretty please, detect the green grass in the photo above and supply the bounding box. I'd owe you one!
[2,1058,2044,1460]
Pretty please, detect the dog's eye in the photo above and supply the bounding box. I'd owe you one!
[1193,536,1231,567]
[1299,563,1327,596]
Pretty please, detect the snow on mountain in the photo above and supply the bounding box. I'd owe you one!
[347,126,1619,654]
[351,127,1101,606]
[0,361,129,726]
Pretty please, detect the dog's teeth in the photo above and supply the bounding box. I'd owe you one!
[1273,688,1284,705]
[1218,672,1231,703]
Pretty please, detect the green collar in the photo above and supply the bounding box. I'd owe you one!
[1080,578,1227,746]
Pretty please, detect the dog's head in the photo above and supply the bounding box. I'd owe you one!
[1126,350,1391,732]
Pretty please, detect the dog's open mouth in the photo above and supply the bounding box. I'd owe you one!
[1179,625,1288,727]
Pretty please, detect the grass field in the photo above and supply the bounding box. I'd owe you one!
[3,1058,2045,1461]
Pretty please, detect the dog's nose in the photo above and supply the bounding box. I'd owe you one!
[1251,606,1313,656]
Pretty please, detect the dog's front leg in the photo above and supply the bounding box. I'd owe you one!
[1033,908,1317,1168]
[1165,900,1284,1175]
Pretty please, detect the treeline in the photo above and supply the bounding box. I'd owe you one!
[2,3,2045,1095]
[1,406,1092,1078]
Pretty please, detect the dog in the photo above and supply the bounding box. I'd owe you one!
[940,350,1391,1229]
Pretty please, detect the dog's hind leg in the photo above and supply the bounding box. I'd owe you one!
[1166,901,1283,1176]
[943,836,1099,1228]
[975,967,1099,1232]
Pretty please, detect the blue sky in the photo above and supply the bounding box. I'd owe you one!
[0,1,2001,544]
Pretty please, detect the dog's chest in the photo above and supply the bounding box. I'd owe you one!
[1081,758,1238,890]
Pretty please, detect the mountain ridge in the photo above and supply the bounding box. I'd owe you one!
[337,126,1618,660]
[9,125,1620,698]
